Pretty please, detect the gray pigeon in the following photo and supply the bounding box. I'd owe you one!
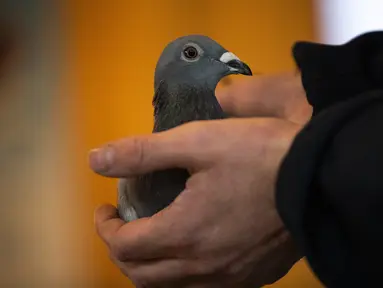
[118,35,252,222]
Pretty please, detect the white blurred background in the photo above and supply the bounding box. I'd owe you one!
[316,0,383,44]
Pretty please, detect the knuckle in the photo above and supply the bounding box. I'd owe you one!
[186,259,222,277]
[130,136,150,172]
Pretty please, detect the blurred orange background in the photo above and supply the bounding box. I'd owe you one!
[1,0,327,287]
[66,1,322,287]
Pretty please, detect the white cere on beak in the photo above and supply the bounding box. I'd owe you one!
[219,52,241,71]
[219,52,240,63]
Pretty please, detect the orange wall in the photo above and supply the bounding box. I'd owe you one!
[66,1,323,286]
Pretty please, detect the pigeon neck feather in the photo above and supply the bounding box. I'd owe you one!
[152,80,225,133]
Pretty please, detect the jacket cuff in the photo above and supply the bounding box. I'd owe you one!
[292,31,383,115]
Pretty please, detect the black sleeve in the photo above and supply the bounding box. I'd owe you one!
[276,31,383,288]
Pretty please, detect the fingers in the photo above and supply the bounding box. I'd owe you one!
[216,72,308,121]
[123,259,198,286]
[95,202,191,261]
[120,259,223,288]
[88,122,213,178]
[94,204,125,247]
[216,74,286,117]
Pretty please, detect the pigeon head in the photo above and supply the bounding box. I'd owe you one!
[154,35,252,90]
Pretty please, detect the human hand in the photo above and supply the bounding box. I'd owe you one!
[216,72,312,124]
[91,117,302,287]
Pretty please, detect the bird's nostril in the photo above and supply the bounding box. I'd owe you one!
[226,60,242,69]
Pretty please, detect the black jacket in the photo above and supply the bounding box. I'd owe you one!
[276,31,383,288]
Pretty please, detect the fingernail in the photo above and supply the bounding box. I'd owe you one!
[89,146,114,173]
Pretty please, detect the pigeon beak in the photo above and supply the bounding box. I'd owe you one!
[219,52,252,76]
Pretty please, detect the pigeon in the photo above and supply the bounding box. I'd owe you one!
[118,35,252,222]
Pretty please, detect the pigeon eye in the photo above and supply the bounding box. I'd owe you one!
[183,46,199,60]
